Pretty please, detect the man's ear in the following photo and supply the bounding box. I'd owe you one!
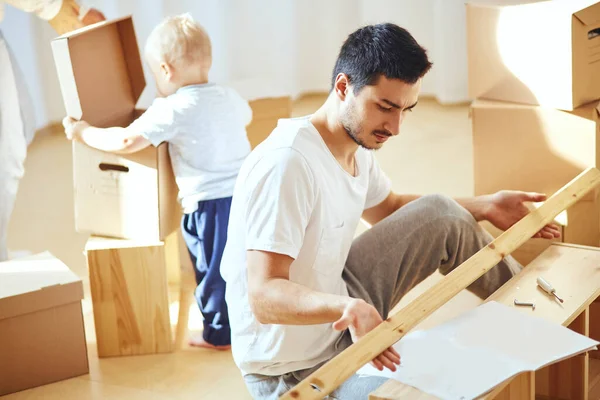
[333,73,351,101]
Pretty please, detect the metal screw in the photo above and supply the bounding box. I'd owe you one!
[514,299,535,310]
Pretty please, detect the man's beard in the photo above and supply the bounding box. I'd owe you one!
[343,124,377,150]
[340,104,377,150]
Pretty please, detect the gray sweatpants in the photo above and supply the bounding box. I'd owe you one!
[244,194,522,399]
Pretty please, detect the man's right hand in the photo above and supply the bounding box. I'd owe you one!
[332,298,401,372]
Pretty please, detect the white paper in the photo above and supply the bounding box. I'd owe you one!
[357,301,598,399]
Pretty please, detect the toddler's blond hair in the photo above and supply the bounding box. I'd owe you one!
[145,13,211,68]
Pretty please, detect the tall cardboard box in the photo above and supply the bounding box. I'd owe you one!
[467,0,600,110]
[0,253,88,395]
[472,99,600,263]
[51,17,179,241]
[85,235,177,357]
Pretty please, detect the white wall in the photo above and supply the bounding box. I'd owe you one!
[0,0,470,129]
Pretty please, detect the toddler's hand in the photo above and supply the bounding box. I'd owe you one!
[62,116,89,141]
[79,7,106,26]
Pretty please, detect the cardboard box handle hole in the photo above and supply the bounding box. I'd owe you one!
[99,163,129,173]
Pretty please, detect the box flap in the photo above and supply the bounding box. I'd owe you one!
[471,98,538,110]
[0,252,84,320]
[567,100,600,121]
[574,1,600,25]
[472,98,599,120]
[51,16,145,127]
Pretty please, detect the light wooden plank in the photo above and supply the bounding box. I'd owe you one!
[479,220,562,267]
[282,168,600,400]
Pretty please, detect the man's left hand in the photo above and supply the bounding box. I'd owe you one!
[484,191,561,239]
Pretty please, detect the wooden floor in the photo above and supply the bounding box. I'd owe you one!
[4,94,572,399]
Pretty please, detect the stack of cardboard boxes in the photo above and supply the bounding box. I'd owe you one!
[51,17,180,357]
[467,0,600,265]
[51,17,292,357]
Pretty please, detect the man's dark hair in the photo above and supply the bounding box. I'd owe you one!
[331,23,433,93]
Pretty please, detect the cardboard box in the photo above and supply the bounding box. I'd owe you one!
[51,17,179,241]
[0,252,88,395]
[247,97,292,149]
[472,99,600,262]
[467,0,600,110]
[85,235,177,357]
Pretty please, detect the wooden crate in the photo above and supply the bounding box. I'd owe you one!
[85,233,179,357]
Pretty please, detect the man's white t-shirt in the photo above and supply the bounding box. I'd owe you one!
[221,116,392,376]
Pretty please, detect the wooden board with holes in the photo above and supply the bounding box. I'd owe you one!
[480,196,600,268]
[85,236,174,357]
[480,221,562,267]
[369,242,600,400]
[282,168,600,400]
